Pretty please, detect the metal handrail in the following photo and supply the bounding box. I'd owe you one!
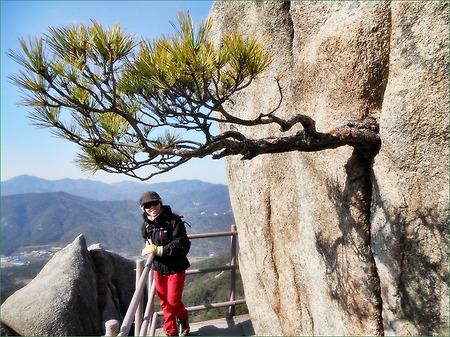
[105,225,243,336]
[117,254,154,336]
[139,280,156,336]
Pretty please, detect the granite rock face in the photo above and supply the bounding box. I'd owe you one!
[1,235,135,336]
[209,1,449,336]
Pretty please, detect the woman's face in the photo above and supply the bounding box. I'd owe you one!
[144,201,161,218]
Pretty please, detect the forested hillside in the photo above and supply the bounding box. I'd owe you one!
[1,192,234,257]
[183,255,248,322]
[1,177,235,257]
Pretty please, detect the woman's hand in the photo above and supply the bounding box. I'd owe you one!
[142,242,163,256]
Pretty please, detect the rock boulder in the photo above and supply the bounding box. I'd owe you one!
[1,235,136,336]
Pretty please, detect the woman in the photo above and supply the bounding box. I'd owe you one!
[140,191,191,336]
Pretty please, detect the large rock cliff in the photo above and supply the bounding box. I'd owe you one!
[209,1,448,336]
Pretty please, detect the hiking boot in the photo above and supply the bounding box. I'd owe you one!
[179,316,190,336]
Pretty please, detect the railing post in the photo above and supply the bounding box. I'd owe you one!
[140,280,157,336]
[105,319,120,336]
[149,312,159,336]
[146,270,154,335]
[135,259,145,336]
[118,254,154,336]
[229,224,237,316]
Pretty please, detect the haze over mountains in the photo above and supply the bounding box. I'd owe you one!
[1,175,235,257]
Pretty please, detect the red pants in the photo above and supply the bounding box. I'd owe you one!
[154,270,188,336]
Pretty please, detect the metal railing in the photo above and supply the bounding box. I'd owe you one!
[105,225,245,336]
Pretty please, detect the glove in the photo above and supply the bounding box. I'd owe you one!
[141,242,163,256]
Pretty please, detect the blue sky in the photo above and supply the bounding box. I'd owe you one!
[1,0,229,184]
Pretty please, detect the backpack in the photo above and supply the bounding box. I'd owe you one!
[167,214,191,255]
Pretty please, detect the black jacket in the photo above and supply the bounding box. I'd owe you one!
[141,205,190,275]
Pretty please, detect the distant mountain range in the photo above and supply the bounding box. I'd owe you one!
[1,174,228,202]
[1,175,235,257]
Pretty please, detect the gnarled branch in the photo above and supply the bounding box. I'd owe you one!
[8,12,381,181]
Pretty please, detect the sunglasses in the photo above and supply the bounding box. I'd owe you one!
[143,200,160,208]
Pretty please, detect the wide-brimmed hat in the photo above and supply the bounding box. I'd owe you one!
[139,191,162,206]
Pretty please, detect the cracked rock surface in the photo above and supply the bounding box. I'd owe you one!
[209,1,449,336]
